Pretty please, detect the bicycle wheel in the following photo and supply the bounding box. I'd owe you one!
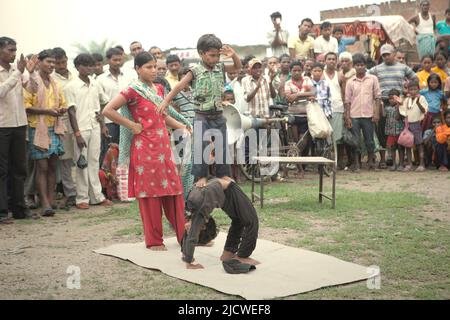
[315,138,334,177]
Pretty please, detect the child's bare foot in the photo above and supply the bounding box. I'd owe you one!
[195,178,208,188]
[186,263,204,269]
[220,250,235,261]
[149,245,167,251]
[235,256,261,265]
[197,241,214,247]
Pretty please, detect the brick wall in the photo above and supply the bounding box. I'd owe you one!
[321,0,449,22]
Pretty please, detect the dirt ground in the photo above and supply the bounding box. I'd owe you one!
[0,169,449,299]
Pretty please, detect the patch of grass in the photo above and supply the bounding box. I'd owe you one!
[99,180,449,299]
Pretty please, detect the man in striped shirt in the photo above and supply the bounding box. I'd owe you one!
[242,58,276,118]
[368,44,418,168]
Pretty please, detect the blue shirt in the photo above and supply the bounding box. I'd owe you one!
[420,89,444,113]
[437,20,450,35]
[311,79,332,118]
[338,37,356,55]
[437,20,450,50]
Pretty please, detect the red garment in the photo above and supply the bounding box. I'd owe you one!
[386,135,399,147]
[99,143,119,200]
[138,195,186,247]
[120,85,183,199]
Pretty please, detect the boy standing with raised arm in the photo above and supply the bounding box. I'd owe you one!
[158,34,242,188]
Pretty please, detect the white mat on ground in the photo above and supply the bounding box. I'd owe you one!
[94,232,371,300]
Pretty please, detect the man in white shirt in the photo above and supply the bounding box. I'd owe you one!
[149,46,164,60]
[97,47,133,164]
[65,54,112,210]
[0,37,38,221]
[314,21,339,57]
[123,41,144,78]
[267,12,289,57]
[52,47,77,208]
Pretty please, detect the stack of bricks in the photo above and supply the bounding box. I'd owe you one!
[321,0,448,22]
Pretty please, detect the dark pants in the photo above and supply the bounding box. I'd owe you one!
[0,126,27,215]
[100,123,120,167]
[375,116,387,149]
[435,143,449,168]
[377,97,390,149]
[192,113,231,179]
[223,183,258,258]
[351,118,375,154]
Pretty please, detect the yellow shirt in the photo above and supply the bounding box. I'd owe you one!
[24,80,67,128]
[416,70,431,89]
[165,72,179,90]
[288,35,314,60]
[431,67,448,84]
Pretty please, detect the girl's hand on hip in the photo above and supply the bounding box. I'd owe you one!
[132,122,143,135]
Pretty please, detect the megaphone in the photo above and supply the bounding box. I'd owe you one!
[223,104,268,145]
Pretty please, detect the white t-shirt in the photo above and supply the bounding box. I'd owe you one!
[314,36,339,55]
[97,69,134,124]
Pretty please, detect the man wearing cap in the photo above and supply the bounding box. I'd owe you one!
[267,12,290,57]
[242,58,276,118]
[368,44,418,168]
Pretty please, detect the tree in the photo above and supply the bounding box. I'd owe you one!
[72,39,117,57]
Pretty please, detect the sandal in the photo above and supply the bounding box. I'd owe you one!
[396,165,404,172]
[389,165,397,172]
[402,165,412,172]
[41,207,55,217]
[378,162,388,169]
[415,166,426,172]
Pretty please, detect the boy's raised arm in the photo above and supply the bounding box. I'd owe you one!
[222,45,242,73]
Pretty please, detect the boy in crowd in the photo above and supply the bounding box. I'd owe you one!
[97,47,132,164]
[288,18,315,61]
[165,54,182,90]
[267,11,289,57]
[324,52,349,168]
[24,49,68,217]
[52,47,77,208]
[242,58,277,118]
[314,21,339,57]
[333,25,358,55]
[434,110,450,171]
[344,53,382,172]
[92,53,104,78]
[64,53,112,209]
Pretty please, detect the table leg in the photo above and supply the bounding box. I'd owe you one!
[332,164,336,209]
[319,164,323,204]
[260,162,264,208]
[251,163,255,203]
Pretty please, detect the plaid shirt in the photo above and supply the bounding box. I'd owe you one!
[311,79,332,118]
[242,75,273,117]
[190,62,225,112]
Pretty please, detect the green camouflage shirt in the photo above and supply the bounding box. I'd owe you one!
[190,62,225,112]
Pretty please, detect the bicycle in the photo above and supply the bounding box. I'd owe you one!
[238,101,336,181]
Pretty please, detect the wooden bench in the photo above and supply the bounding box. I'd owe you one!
[251,156,337,209]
